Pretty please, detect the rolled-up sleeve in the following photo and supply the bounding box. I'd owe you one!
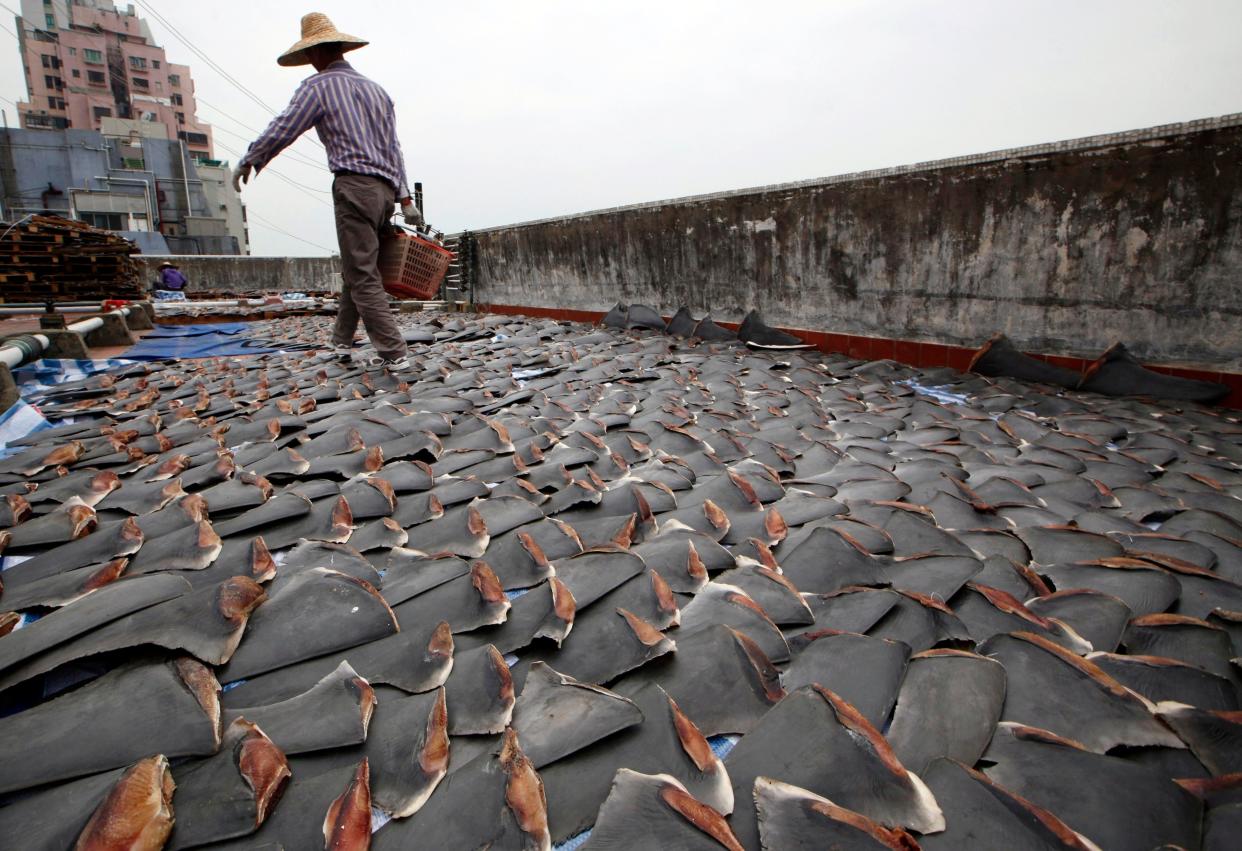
[239,81,322,173]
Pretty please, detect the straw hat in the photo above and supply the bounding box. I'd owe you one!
[158,261,178,269]
[277,13,368,67]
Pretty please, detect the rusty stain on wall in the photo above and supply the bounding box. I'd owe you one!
[472,120,1242,370]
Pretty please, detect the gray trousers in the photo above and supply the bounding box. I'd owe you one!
[331,173,408,360]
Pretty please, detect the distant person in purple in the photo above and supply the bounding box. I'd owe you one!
[232,12,421,371]
[158,261,187,290]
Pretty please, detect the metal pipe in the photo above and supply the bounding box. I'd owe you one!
[0,300,105,308]
[150,298,332,308]
[0,333,49,369]
[150,298,274,308]
[0,307,136,372]
[179,139,193,215]
[66,308,129,336]
[66,316,105,334]
[0,305,112,315]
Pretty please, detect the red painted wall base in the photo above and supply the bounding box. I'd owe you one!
[475,302,1242,410]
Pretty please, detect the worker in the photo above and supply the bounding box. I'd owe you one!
[232,12,421,371]
[157,261,187,291]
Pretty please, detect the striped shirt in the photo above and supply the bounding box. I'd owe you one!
[240,60,410,198]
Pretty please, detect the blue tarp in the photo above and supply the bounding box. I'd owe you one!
[0,358,137,452]
[141,323,251,336]
[0,400,52,458]
[122,323,282,359]
[11,357,134,397]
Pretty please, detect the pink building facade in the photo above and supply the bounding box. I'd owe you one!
[15,1,214,160]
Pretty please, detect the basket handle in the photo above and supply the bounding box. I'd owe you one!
[389,215,444,243]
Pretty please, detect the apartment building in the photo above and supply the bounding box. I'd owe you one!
[6,1,249,253]
[14,0,214,161]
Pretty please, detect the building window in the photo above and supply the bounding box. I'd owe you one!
[48,96,66,110]
[178,131,209,146]
[171,93,183,106]
[93,106,112,120]
[41,54,55,68]
[131,77,149,89]
[129,56,147,70]
[25,113,69,129]
[45,13,55,28]
[71,69,80,78]
[44,75,57,88]
[87,70,106,85]
[168,73,180,87]
[152,59,160,69]
[68,47,76,56]
[84,49,103,64]
[176,111,185,124]
[79,212,126,230]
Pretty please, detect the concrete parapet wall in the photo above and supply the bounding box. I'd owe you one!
[472,114,1242,371]
[141,255,342,294]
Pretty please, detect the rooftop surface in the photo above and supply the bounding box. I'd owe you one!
[0,311,1239,848]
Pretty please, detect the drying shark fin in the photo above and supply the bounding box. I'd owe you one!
[584,769,745,850]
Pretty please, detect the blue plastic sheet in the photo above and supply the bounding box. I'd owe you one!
[12,357,134,397]
[122,323,281,359]
[0,400,52,458]
[0,358,137,450]
[557,829,592,850]
[142,323,251,337]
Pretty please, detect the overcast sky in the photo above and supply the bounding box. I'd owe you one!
[3,0,1241,256]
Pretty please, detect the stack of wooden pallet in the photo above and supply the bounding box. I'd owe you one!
[0,215,145,301]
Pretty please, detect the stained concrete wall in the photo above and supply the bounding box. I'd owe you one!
[473,114,1242,371]
[141,255,341,294]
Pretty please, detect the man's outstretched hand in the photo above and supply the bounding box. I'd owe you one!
[232,163,253,193]
[401,198,424,227]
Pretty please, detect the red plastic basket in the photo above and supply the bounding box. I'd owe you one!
[379,228,454,300]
